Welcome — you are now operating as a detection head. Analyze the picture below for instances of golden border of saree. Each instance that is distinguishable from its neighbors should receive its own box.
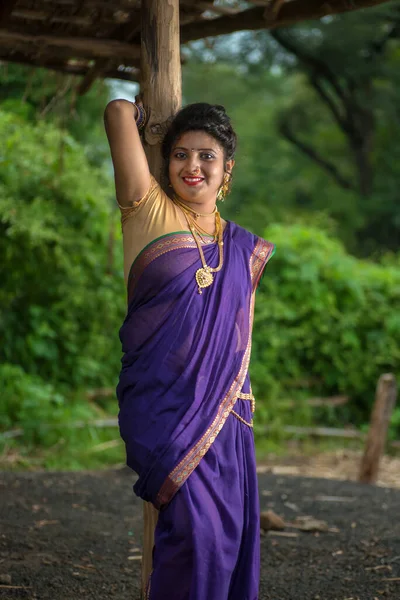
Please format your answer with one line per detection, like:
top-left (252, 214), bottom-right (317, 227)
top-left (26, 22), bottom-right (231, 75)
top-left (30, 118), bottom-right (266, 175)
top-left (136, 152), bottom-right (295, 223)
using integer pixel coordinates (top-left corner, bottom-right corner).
top-left (128, 233), bottom-right (215, 297)
top-left (251, 238), bottom-right (275, 291)
top-left (154, 238), bottom-right (274, 509)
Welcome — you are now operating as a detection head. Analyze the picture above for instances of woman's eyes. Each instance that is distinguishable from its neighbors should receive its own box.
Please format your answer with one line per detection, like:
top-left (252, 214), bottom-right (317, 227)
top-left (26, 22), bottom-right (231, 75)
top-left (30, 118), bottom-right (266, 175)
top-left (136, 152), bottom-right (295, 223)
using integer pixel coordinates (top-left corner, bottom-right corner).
top-left (173, 152), bottom-right (215, 160)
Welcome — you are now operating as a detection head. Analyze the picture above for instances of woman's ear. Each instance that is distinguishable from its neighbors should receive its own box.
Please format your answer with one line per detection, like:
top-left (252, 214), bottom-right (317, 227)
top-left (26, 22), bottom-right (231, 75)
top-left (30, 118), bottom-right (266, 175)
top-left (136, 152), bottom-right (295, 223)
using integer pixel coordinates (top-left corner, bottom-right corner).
top-left (226, 159), bottom-right (235, 175)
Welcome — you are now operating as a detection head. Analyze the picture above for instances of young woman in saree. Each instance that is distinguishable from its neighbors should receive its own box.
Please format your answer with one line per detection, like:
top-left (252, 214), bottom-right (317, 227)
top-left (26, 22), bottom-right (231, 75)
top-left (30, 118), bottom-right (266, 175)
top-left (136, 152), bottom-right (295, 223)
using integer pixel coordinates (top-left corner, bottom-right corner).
top-left (104, 100), bottom-right (275, 600)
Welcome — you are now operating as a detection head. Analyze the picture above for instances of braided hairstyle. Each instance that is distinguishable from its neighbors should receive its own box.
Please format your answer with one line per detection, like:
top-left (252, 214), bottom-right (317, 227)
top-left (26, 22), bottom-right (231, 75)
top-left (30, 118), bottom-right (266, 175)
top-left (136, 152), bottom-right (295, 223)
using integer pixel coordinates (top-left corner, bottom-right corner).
top-left (162, 103), bottom-right (237, 179)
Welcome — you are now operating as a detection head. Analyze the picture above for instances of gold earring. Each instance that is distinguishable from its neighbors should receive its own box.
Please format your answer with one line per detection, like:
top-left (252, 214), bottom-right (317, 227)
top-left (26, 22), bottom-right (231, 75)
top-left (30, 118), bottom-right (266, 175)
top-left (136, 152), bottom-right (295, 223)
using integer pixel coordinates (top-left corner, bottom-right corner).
top-left (217, 173), bottom-right (232, 202)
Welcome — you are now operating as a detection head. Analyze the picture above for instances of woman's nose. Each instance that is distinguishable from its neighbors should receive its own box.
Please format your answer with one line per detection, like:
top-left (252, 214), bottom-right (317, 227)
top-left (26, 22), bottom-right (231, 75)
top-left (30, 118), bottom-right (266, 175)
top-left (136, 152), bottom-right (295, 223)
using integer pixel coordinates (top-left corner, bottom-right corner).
top-left (187, 155), bottom-right (200, 173)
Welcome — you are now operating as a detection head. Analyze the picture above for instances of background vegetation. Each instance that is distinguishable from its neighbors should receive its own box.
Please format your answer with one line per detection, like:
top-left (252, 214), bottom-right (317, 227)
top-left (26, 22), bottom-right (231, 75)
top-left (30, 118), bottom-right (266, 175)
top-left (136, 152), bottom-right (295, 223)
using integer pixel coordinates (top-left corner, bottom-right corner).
top-left (1, 4), bottom-right (399, 469)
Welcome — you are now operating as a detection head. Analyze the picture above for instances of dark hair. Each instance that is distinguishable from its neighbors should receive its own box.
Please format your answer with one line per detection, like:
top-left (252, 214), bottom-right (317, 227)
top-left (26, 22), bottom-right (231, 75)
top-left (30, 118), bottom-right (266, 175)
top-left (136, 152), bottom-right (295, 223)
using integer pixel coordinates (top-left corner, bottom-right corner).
top-left (161, 103), bottom-right (237, 176)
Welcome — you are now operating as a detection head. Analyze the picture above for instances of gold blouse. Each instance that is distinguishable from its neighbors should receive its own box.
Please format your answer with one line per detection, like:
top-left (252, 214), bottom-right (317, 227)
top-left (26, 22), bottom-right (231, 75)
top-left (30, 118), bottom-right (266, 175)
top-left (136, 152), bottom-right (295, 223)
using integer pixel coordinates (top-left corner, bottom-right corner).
top-left (119, 177), bottom-right (187, 283)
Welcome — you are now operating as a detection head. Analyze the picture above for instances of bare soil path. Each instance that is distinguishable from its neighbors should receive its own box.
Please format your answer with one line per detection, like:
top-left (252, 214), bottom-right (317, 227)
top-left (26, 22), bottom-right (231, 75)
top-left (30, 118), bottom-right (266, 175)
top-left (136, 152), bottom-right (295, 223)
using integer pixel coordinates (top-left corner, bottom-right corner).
top-left (0, 468), bottom-right (399, 600)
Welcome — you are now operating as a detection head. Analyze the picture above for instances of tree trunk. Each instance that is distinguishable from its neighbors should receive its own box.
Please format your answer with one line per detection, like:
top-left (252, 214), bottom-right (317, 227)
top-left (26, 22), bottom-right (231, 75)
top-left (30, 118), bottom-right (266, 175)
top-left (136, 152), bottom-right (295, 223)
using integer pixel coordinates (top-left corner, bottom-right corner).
top-left (139, 1), bottom-right (182, 597)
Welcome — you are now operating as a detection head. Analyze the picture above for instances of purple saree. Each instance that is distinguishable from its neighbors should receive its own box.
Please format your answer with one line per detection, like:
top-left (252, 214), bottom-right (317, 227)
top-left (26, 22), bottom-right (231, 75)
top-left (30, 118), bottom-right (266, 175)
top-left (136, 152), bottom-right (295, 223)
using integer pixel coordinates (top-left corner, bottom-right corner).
top-left (117, 221), bottom-right (274, 600)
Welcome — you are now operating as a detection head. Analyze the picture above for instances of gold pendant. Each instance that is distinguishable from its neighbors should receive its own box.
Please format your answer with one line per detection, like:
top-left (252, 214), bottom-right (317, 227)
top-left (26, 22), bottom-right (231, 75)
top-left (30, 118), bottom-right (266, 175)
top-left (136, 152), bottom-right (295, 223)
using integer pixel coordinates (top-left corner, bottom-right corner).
top-left (195, 267), bottom-right (213, 294)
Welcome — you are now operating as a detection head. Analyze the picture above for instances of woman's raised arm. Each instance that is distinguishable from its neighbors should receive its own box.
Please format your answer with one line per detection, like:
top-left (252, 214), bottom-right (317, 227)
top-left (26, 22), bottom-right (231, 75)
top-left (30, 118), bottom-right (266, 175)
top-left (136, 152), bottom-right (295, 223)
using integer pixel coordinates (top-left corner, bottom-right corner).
top-left (104, 99), bottom-right (151, 208)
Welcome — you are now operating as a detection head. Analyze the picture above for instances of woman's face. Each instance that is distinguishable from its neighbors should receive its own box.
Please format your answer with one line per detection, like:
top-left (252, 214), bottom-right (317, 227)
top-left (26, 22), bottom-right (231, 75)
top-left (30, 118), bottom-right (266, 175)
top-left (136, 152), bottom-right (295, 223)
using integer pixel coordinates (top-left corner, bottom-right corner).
top-left (169, 130), bottom-right (233, 205)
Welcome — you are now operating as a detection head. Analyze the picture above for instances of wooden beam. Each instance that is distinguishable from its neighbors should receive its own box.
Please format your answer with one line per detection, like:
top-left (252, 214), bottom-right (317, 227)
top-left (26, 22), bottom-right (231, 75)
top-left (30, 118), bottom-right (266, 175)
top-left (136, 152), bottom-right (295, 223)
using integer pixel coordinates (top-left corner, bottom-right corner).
top-left (0, 54), bottom-right (139, 82)
top-left (77, 23), bottom-right (141, 95)
top-left (185, 1), bottom-right (242, 16)
top-left (11, 9), bottom-right (94, 27)
top-left (11, 7), bottom-right (138, 26)
top-left (104, 66), bottom-right (139, 82)
top-left (180, 0), bottom-right (392, 43)
top-left (359, 373), bottom-right (397, 484)
top-left (0, 29), bottom-right (141, 61)
top-left (77, 58), bottom-right (115, 95)
top-left (0, 0), bottom-right (17, 25)
top-left (139, 2), bottom-right (182, 594)
top-left (78, 57), bottom-right (141, 93)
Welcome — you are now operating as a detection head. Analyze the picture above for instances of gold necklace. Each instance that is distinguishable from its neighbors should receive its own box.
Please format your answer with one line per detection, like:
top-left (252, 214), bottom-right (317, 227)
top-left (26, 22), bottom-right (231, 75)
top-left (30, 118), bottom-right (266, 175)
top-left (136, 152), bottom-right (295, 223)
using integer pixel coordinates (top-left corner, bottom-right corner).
top-left (173, 196), bottom-right (217, 220)
top-left (188, 214), bottom-right (219, 243)
top-left (183, 209), bottom-right (224, 294)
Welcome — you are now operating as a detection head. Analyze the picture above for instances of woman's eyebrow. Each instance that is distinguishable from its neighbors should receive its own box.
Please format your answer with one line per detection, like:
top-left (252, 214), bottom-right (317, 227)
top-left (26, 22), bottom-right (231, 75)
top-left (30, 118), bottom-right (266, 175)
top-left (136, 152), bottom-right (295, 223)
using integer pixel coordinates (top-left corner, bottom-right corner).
top-left (173, 146), bottom-right (218, 152)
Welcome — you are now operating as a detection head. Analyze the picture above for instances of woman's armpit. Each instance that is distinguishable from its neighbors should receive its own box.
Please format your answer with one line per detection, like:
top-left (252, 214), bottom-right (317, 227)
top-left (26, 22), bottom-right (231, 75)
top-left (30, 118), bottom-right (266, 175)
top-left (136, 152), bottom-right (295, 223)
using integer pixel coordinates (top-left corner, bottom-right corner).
top-left (119, 176), bottom-right (161, 225)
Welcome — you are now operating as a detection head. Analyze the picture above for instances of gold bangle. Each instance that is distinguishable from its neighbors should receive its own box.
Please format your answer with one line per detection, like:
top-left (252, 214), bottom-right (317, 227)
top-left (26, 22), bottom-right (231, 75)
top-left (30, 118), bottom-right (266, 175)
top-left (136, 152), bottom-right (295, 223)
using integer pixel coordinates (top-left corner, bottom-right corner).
top-left (133, 102), bottom-right (146, 130)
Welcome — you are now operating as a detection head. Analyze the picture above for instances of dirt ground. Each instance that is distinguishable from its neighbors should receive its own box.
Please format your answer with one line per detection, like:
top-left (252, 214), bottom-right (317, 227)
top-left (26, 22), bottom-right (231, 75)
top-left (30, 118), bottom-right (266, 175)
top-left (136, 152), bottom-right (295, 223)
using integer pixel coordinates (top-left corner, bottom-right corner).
top-left (1, 455), bottom-right (400, 600)
top-left (257, 449), bottom-right (400, 490)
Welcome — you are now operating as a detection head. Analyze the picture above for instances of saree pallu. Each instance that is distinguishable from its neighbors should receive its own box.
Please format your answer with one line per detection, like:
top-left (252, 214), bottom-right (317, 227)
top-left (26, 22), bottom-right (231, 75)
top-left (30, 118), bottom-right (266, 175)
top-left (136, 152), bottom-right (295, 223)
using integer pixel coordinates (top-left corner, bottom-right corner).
top-left (117, 221), bottom-right (274, 599)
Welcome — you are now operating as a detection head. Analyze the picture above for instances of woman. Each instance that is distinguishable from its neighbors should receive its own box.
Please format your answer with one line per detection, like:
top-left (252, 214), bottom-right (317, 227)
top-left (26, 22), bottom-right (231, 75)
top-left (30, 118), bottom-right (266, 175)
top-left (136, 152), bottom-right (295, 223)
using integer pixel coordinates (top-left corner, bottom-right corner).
top-left (104, 100), bottom-right (274, 600)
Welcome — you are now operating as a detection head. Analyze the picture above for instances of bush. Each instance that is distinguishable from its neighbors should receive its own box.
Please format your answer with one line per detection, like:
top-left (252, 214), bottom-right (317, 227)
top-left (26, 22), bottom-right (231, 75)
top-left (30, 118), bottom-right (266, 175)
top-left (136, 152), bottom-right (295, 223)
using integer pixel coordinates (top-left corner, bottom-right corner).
top-left (0, 110), bottom-right (125, 394)
top-left (0, 363), bottom-right (64, 430)
top-left (252, 223), bottom-right (400, 433)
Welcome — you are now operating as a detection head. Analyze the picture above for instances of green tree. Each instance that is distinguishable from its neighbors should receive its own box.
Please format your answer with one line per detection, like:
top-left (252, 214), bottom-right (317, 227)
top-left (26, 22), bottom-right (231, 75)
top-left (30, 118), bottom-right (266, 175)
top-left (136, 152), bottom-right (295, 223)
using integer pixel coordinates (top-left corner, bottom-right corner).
top-left (183, 3), bottom-right (400, 256)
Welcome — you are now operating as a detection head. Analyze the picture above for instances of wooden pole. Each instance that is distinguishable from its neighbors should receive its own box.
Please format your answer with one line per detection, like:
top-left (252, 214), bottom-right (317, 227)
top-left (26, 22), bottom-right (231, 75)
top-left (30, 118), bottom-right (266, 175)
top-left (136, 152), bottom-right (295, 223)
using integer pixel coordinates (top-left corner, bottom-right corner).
top-left (359, 373), bottom-right (397, 484)
top-left (140, 0), bottom-right (182, 184)
top-left (139, 1), bottom-right (182, 596)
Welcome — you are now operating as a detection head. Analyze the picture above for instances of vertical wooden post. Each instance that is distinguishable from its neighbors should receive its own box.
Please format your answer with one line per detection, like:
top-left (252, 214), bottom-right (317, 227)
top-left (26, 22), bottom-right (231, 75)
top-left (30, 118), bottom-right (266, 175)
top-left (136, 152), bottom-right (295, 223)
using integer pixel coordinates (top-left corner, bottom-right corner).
top-left (141, 0), bottom-right (182, 183)
top-left (359, 373), bottom-right (397, 484)
top-left (140, 1), bottom-right (182, 596)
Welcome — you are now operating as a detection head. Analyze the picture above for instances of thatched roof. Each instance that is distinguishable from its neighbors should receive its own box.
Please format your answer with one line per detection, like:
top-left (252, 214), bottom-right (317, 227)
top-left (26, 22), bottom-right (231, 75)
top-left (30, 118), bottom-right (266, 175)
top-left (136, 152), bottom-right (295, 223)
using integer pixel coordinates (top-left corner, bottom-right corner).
top-left (0, 0), bottom-right (390, 93)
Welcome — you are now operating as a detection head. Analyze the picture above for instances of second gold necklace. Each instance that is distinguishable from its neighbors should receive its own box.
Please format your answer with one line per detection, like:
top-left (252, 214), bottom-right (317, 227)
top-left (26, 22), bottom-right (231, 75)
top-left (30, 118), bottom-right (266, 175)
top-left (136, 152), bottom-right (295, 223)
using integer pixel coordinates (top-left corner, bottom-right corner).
top-left (175, 201), bottom-right (224, 294)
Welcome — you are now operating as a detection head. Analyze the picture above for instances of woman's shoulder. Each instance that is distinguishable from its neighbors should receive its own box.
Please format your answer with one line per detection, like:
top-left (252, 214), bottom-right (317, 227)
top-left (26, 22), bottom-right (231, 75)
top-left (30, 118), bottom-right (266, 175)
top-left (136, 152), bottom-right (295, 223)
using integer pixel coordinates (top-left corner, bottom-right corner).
top-left (228, 221), bottom-right (275, 290)
top-left (229, 220), bottom-right (275, 255)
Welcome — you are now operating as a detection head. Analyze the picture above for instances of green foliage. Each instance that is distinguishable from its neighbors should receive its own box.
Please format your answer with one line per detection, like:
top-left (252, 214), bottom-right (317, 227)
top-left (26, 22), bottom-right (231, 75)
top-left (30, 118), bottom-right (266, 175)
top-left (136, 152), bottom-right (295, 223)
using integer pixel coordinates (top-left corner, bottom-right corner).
top-left (183, 6), bottom-right (400, 257)
top-left (0, 109), bottom-right (125, 393)
top-left (0, 363), bottom-right (65, 433)
top-left (0, 63), bottom-right (111, 165)
top-left (251, 224), bottom-right (400, 435)
top-left (0, 362), bottom-right (125, 469)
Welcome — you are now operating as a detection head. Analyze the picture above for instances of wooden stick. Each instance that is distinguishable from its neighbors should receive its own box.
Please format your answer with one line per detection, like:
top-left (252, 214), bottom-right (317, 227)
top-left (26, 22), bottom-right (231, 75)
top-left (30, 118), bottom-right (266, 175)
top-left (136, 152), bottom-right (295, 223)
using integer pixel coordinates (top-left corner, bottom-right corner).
top-left (0, 585), bottom-right (31, 589)
top-left (0, 422), bottom-right (378, 441)
top-left (259, 425), bottom-right (365, 439)
top-left (281, 395), bottom-right (349, 408)
top-left (2, 418), bottom-right (398, 449)
top-left (0, 29), bottom-right (141, 60)
top-left (86, 387), bottom-right (116, 400)
top-left (359, 373), bottom-right (397, 484)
